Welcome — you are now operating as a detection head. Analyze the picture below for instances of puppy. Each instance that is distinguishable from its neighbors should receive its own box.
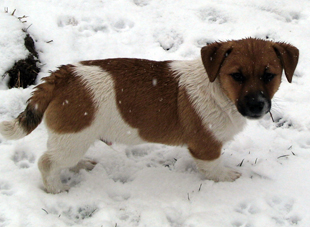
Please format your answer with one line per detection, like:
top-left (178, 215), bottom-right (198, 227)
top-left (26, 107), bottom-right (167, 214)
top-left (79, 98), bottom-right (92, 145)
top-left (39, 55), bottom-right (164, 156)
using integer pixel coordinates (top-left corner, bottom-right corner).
top-left (0, 38), bottom-right (299, 193)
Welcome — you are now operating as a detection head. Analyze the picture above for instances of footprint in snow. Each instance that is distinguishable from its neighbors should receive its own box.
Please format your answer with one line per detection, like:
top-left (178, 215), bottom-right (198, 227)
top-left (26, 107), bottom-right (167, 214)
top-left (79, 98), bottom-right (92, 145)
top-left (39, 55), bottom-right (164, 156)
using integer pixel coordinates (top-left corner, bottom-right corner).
top-left (155, 29), bottom-right (183, 52)
top-left (267, 196), bottom-right (294, 214)
top-left (133, 0), bottom-right (151, 7)
top-left (108, 190), bottom-right (131, 202)
top-left (57, 15), bottom-right (79, 27)
top-left (44, 204), bottom-right (98, 224)
top-left (198, 7), bottom-right (228, 24)
top-left (260, 8), bottom-right (301, 23)
top-left (111, 19), bottom-right (134, 32)
top-left (63, 205), bottom-right (98, 221)
top-left (11, 149), bottom-right (35, 169)
top-left (0, 215), bottom-right (7, 227)
top-left (267, 196), bottom-right (301, 225)
top-left (57, 15), bottom-right (109, 34)
top-left (233, 197), bottom-right (301, 226)
top-left (231, 220), bottom-right (252, 227)
top-left (235, 202), bottom-right (261, 215)
top-left (0, 181), bottom-right (14, 196)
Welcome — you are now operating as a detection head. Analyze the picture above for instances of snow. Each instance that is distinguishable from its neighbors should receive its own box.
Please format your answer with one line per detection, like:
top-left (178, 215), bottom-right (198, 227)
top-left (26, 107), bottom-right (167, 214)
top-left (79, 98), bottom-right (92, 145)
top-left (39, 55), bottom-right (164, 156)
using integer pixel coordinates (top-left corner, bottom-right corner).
top-left (0, 12), bottom-right (28, 83)
top-left (0, 0), bottom-right (310, 226)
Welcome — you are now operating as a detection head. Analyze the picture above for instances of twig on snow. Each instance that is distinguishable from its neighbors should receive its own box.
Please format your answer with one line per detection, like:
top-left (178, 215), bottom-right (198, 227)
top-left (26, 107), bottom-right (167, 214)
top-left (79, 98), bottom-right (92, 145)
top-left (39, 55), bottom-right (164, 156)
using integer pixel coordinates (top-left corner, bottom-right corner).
top-left (277, 155), bottom-right (290, 159)
top-left (42, 208), bottom-right (49, 214)
top-left (237, 159), bottom-right (244, 167)
top-left (198, 183), bottom-right (202, 192)
top-left (269, 112), bottom-right (275, 122)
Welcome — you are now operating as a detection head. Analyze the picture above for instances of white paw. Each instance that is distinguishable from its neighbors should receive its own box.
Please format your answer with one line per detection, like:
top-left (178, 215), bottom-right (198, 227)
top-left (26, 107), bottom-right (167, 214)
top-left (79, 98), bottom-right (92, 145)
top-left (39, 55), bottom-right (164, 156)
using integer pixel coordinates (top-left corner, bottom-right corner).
top-left (205, 167), bottom-right (241, 182)
top-left (44, 178), bottom-right (70, 194)
top-left (69, 159), bottom-right (97, 173)
top-left (195, 158), bottom-right (241, 182)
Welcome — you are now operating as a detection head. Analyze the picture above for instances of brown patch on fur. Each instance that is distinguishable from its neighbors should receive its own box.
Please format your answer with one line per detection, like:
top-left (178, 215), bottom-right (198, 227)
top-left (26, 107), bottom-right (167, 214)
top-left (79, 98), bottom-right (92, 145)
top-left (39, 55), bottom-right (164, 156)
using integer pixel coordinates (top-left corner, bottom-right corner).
top-left (273, 42), bottom-right (299, 83)
top-left (178, 88), bottom-right (222, 160)
top-left (44, 65), bottom-right (96, 133)
top-left (201, 41), bottom-right (234, 82)
top-left (81, 59), bottom-right (222, 160)
top-left (17, 65), bottom-right (96, 135)
top-left (82, 59), bottom-right (184, 144)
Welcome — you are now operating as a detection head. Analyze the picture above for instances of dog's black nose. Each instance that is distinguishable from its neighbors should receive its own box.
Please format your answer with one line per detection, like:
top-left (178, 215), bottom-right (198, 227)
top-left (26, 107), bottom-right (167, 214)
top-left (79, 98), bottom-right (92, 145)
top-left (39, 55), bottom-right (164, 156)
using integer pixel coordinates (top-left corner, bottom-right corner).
top-left (247, 97), bottom-right (265, 115)
top-left (237, 93), bottom-right (271, 119)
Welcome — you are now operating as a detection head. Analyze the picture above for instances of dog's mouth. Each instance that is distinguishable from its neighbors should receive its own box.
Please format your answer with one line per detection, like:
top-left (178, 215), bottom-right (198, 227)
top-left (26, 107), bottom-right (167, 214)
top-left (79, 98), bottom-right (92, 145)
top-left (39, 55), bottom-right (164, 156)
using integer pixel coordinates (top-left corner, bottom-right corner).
top-left (237, 93), bottom-right (271, 120)
top-left (242, 111), bottom-right (269, 120)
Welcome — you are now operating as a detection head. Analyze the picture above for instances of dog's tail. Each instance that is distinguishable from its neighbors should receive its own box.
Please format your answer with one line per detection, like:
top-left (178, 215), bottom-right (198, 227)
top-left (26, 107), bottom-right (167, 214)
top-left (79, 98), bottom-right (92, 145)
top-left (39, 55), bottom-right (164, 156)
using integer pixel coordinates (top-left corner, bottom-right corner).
top-left (0, 65), bottom-right (70, 140)
top-left (0, 78), bottom-right (54, 140)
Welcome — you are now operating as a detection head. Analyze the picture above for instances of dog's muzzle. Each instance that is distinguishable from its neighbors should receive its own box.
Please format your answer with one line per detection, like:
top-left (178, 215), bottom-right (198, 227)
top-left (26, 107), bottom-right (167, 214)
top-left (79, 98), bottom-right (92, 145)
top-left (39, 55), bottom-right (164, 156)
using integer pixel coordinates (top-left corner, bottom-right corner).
top-left (237, 92), bottom-right (271, 119)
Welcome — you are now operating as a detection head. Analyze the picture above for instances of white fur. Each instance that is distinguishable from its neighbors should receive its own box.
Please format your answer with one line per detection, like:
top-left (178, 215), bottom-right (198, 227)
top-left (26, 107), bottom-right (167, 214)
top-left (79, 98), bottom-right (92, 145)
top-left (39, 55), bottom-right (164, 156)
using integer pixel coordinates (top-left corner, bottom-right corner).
top-left (38, 124), bottom-right (102, 193)
top-left (73, 64), bottom-right (145, 145)
top-left (194, 158), bottom-right (241, 182)
top-left (0, 119), bottom-right (27, 140)
top-left (170, 59), bottom-right (246, 143)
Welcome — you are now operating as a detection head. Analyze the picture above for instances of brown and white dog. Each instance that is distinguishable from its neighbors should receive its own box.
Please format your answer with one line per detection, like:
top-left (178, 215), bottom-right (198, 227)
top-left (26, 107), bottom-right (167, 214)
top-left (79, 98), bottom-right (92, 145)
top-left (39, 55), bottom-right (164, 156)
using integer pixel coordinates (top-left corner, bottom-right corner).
top-left (0, 38), bottom-right (299, 193)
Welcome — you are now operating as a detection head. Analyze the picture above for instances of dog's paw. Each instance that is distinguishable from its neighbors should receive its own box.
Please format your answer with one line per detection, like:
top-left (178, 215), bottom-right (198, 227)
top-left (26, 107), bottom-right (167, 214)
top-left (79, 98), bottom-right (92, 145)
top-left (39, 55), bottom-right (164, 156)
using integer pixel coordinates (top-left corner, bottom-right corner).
top-left (69, 159), bottom-right (97, 173)
top-left (48, 185), bottom-right (70, 194)
top-left (215, 168), bottom-right (241, 182)
top-left (195, 158), bottom-right (241, 182)
top-left (44, 179), bottom-right (71, 194)
top-left (200, 167), bottom-right (241, 182)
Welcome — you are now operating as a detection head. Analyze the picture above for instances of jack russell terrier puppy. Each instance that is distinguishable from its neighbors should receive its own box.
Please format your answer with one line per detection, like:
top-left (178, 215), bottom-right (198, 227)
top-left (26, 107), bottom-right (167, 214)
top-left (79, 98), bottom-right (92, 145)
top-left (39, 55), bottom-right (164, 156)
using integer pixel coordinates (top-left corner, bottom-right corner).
top-left (0, 38), bottom-right (299, 193)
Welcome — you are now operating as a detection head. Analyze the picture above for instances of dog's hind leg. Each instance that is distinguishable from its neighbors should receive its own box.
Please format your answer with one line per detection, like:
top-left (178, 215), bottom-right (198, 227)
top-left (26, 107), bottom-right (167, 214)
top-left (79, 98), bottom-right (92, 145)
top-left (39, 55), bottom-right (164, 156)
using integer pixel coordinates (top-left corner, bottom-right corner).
top-left (69, 159), bottom-right (97, 173)
top-left (38, 131), bottom-right (96, 194)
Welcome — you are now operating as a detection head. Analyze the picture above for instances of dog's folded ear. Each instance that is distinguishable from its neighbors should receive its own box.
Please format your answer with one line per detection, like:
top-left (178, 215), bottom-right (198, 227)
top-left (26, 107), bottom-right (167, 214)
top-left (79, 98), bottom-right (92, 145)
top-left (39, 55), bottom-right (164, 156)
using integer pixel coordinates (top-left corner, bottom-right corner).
top-left (201, 41), bottom-right (233, 82)
top-left (273, 42), bottom-right (299, 83)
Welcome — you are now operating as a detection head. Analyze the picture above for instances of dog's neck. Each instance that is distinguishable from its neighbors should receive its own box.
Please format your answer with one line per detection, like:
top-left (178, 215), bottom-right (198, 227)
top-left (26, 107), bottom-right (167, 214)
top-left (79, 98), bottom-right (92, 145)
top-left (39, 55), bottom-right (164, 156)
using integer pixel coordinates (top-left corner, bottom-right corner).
top-left (170, 58), bottom-right (246, 143)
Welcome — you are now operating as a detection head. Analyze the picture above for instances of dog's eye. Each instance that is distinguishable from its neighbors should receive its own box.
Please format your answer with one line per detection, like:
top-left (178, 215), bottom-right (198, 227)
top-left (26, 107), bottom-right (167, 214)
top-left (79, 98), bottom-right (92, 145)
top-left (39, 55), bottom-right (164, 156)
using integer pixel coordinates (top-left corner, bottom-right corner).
top-left (262, 73), bottom-right (276, 83)
top-left (230, 73), bottom-right (245, 83)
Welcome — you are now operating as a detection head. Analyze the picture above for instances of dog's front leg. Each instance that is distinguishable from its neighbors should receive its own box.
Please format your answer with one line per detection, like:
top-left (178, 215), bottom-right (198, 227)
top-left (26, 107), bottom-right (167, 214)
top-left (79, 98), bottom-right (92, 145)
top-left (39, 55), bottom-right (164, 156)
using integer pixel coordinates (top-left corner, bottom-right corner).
top-left (189, 146), bottom-right (241, 182)
top-left (194, 157), bottom-right (241, 182)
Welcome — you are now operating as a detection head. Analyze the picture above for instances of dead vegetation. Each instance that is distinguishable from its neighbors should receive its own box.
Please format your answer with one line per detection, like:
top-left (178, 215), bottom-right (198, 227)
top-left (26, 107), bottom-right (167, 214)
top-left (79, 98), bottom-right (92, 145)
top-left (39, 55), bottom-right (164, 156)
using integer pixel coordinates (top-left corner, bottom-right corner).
top-left (3, 8), bottom-right (40, 88)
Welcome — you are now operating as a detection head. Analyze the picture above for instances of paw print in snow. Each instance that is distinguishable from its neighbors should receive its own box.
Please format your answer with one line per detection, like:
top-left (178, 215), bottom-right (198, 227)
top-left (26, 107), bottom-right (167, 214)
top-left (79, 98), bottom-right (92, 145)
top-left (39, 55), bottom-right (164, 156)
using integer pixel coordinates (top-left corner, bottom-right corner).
top-left (0, 181), bottom-right (14, 196)
top-left (198, 7), bottom-right (228, 24)
top-left (155, 29), bottom-right (183, 52)
top-left (133, 0), bottom-right (151, 7)
top-left (231, 221), bottom-right (252, 227)
top-left (12, 149), bottom-right (35, 169)
top-left (233, 197), bottom-right (302, 226)
top-left (235, 202), bottom-right (261, 215)
top-left (260, 8), bottom-right (301, 23)
top-left (57, 15), bottom-right (109, 34)
top-left (111, 18), bottom-right (134, 32)
top-left (267, 196), bottom-right (301, 225)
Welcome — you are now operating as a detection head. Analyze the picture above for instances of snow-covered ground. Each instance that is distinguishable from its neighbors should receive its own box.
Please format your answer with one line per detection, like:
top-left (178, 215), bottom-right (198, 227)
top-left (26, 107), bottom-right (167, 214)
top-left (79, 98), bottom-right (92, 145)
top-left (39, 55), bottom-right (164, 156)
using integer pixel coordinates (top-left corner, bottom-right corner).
top-left (0, 0), bottom-right (310, 226)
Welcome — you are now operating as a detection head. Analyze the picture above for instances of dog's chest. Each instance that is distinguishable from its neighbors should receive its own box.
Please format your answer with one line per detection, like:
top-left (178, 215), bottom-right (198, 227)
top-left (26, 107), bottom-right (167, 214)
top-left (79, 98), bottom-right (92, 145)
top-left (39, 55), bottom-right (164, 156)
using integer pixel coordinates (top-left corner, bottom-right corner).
top-left (208, 105), bottom-right (246, 143)
top-left (172, 60), bottom-right (247, 143)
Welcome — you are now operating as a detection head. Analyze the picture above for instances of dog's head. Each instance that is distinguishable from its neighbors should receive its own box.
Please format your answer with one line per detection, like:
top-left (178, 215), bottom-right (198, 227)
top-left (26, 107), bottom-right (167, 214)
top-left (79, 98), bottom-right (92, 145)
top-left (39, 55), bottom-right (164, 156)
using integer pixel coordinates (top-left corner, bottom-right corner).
top-left (201, 38), bottom-right (299, 119)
